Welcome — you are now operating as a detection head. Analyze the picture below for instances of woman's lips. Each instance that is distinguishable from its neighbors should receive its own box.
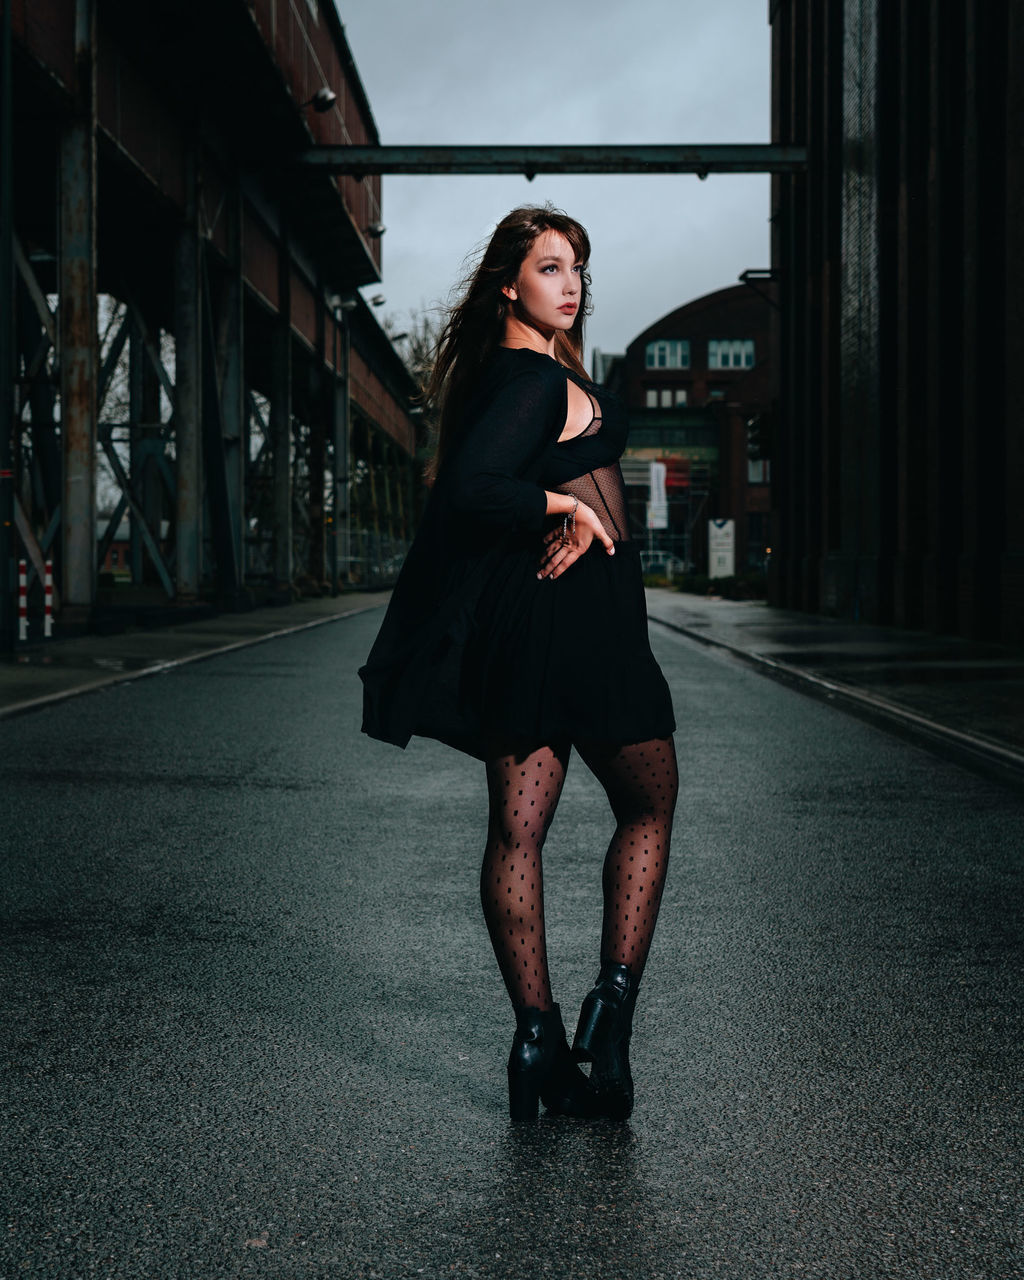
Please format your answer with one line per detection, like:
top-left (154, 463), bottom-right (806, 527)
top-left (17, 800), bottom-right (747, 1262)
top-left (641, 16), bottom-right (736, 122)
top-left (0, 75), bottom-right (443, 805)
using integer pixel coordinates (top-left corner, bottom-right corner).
top-left (558, 304), bottom-right (578, 313)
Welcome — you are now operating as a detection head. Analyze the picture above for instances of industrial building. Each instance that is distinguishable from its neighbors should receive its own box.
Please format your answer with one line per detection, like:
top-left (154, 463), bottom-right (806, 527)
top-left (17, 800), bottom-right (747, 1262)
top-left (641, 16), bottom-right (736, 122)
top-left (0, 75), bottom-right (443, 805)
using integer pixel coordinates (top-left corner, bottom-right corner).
top-left (597, 282), bottom-right (777, 575)
top-left (1, 0), bottom-right (419, 642)
top-left (770, 0), bottom-right (1023, 642)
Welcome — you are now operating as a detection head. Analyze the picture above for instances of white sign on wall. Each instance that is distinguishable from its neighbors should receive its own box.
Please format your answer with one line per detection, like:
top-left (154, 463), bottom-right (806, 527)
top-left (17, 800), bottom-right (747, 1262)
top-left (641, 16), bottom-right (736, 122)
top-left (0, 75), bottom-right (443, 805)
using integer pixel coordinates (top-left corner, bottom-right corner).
top-left (708, 518), bottom-right (735, 578)
top-left (647, 461), bottom-right (668, 530)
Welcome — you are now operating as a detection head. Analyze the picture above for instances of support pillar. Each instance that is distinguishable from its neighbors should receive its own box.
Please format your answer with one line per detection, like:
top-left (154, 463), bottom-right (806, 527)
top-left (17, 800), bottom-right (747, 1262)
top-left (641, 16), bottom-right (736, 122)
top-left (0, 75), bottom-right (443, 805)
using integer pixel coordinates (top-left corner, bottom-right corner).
top-left (127, 316), bottom-right (162, 585)
top-left (330, 305), bottom-right (352, 589)
top-left (128, 315), bottom-right (145, 583)
top-left (175, 146), bottom-right (202, 599)
top-left (1001, 0), bottom-right (1024, 642)
top-left (218, 183), bottom-right (245, 592)
top-left (271, 234), bottom-right (292, 594)
top-left (58, 0), bottom-right (98, 624)
top-left (308, 291), bottom-right (326, 588)
top-left (0, 0), bottom-right (15, 648)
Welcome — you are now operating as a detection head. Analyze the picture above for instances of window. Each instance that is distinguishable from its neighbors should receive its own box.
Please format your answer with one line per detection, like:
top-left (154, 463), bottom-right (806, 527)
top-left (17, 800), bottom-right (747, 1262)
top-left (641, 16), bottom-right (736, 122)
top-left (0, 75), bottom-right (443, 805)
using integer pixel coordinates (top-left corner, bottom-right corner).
top-left (645, 388), bottom-right (658, 408)
top-left (747, 458), bottom-right (771, 485)
top-left (645, 339), bottom-right (690, 370)
top-left (747, 513), bottom-right (770, 567)
top-left (708, 339), bottom-right (755, 370)
top-left (708, 388), bottom-right (725, 400)
top-left (675, 389), bottom-right (688, 406)
top-left (660, 389), bottom-right (673, 408)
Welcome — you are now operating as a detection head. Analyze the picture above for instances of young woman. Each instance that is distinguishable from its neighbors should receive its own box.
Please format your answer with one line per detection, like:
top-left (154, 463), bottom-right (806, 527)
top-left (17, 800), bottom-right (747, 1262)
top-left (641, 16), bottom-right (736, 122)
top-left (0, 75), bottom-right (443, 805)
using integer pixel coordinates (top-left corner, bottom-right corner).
top-left (360, 206), bottom-right (677, 1121)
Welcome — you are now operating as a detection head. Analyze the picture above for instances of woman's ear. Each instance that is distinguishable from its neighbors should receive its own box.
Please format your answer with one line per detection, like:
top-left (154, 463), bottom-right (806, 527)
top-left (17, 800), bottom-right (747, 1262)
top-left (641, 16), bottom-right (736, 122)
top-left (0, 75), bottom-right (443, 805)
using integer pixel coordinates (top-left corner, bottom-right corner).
top-left (502, 284), bottom-right (517, 302)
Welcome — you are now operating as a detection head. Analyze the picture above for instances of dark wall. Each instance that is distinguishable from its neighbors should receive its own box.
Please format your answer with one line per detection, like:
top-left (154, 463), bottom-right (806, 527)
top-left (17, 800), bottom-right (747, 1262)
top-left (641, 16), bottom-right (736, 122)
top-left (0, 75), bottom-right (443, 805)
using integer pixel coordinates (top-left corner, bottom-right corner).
top-left (771, 0), bottom-right (1024, 643)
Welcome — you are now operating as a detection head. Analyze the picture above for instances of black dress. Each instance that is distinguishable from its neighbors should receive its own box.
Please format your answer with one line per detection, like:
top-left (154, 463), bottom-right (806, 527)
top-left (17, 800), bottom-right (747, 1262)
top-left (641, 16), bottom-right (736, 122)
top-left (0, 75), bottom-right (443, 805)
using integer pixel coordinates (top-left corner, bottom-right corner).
top-left (359, 347), bottom-right (675, 760)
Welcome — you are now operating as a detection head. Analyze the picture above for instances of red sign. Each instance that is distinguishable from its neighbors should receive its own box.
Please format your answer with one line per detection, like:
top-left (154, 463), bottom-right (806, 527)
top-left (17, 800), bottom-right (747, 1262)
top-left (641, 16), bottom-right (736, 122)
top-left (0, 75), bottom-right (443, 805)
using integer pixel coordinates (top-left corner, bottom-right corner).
top-left (659, 457), bottom-right (690, 492)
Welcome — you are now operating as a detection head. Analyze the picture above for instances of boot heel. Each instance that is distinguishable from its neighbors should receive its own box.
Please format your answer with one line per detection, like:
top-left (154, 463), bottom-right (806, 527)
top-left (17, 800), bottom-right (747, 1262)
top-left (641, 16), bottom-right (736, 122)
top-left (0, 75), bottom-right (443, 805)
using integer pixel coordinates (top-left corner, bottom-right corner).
top-left (507, 1068), bottom-right (540, 1121)
top-left (573, 993), bottom-right (604, 1059)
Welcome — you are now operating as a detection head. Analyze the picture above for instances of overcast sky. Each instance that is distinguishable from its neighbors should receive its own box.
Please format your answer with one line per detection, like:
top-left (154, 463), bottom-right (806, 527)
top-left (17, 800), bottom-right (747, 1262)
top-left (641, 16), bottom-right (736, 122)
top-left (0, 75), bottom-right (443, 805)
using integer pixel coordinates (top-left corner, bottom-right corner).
top-left (338, 0), bottom-right (772, 368)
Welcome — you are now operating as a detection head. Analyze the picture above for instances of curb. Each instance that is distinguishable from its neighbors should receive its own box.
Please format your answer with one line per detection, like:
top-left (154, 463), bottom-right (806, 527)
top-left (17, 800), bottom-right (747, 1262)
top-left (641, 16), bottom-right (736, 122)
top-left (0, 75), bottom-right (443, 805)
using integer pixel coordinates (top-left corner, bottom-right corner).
top-left (0, 602), bottom-right (382, 721)
top-left (649, 612), bottom-right (1024, 793)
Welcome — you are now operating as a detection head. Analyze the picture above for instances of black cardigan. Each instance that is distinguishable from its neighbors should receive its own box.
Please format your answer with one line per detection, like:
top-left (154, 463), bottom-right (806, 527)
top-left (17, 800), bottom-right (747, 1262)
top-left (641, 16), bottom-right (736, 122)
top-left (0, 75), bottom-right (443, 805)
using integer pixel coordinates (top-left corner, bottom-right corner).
top-left (359, 348), bottom-right (570, 754)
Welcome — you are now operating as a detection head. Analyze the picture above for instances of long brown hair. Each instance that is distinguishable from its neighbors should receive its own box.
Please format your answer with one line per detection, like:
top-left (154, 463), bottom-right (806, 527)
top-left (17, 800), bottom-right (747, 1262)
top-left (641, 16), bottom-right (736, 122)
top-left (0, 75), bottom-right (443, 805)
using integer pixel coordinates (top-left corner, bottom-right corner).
top-left (423, 205), bottom-right (592, 482)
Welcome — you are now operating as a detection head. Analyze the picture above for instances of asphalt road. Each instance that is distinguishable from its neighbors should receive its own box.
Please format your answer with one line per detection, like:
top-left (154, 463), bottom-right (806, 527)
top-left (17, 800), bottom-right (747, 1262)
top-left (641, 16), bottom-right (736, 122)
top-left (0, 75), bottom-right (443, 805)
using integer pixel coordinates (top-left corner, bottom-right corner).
top-left (2, 609), bottom-right (1021, 1279)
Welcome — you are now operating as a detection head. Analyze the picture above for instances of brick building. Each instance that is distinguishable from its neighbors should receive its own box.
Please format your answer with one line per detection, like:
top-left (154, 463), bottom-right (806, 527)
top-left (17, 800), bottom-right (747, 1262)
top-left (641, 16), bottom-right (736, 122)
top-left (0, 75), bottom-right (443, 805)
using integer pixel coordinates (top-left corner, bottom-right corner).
top-left (596, 283), bottom-right (777, 574)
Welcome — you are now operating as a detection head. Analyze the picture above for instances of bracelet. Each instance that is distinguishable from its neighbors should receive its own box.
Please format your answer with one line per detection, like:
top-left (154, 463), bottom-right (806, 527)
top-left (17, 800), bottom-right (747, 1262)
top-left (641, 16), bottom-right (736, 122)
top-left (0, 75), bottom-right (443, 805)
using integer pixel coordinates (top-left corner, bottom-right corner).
top-left (561, 495), bottom-right (579, 544)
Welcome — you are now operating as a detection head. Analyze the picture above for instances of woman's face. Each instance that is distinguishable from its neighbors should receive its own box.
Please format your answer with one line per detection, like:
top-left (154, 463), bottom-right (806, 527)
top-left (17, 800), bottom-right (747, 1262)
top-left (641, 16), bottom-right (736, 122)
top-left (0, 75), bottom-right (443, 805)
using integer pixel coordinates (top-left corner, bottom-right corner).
top-left (504, 231), bottom-right (582, 335)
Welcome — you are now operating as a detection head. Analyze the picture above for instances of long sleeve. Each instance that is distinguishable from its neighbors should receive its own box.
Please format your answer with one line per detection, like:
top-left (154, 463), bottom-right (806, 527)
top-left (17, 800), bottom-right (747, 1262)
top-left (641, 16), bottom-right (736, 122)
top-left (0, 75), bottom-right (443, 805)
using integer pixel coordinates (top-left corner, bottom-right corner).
top-left (444, 362), bottom-right (566, 533)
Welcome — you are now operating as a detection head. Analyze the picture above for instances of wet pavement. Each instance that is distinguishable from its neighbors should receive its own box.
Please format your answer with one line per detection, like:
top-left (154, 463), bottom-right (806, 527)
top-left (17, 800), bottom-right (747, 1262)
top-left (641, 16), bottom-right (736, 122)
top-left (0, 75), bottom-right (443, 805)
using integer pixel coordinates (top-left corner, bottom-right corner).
top-left (644, 591), bottom-right (1024, 792)
top-left (0, 592), bottom-right (390, 717)
top-left (2, 596), bottom-right (1023, 1278)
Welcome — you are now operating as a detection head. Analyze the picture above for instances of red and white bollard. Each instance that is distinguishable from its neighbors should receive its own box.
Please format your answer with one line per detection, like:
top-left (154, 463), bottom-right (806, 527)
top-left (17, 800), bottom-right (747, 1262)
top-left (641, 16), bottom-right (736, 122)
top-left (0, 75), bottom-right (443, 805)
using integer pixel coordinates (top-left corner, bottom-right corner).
top-left (44, 559), bottom-right (53, 638)
top-left (18, 559), bottom-right (28, 642)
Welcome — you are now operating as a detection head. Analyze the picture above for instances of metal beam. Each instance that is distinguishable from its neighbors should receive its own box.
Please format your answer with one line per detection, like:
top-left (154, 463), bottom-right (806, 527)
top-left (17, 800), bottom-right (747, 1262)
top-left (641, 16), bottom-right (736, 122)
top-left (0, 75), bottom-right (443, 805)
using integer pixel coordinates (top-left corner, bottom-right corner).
top-left (296, 144), bottom-right (808, 178)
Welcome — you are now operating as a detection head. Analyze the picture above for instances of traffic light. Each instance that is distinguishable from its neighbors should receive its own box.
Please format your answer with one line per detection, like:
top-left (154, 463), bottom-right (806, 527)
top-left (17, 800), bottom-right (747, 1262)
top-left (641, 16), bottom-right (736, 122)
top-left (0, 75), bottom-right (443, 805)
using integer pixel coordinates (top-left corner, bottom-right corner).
top-left (746, 409), bottom-right (775, 461)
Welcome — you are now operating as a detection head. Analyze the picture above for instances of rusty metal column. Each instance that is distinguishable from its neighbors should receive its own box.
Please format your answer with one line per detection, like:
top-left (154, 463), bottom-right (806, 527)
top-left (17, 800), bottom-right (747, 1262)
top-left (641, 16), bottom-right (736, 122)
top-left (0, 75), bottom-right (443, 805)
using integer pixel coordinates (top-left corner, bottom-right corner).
top-left (328, 302), bottom-right (353, 591)
top-left (219, 182), bottom-right (245, 592)
top-left (58, 0), bottom-right (98, 624)
top-left (174, 145), bottom-right (202, 599)
top-left (308, 294), bottom-right (327, 588)
top-left (128, 317), bottom-right (144, 583)
top-left (270, 231), bottom-right (292, 594)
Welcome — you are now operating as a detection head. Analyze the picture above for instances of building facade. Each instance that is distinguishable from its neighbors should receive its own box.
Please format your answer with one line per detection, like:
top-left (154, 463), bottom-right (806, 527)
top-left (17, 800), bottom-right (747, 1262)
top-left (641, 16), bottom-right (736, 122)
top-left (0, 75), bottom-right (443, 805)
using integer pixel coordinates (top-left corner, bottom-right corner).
top-left (771, 0), bottom-right (1024, 642)
top-left (597, 283), bottom-right (777, 574)
top-left (3, 0), bottom-right (417, 641)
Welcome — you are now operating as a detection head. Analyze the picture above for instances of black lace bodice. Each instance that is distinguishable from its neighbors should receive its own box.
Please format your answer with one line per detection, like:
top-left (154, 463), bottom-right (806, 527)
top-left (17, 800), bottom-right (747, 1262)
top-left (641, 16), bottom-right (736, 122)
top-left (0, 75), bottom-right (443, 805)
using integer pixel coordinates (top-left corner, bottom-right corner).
top-left (543, 372), bottom-right (631, 542)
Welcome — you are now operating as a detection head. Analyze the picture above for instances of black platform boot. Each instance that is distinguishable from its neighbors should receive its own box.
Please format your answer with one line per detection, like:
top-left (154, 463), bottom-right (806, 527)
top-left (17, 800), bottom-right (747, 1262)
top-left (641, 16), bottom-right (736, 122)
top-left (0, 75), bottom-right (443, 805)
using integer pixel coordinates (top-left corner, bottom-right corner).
top-left (572, 961), bottom-right (640, 1120)
top-left (507, 1004), bottom-right (601, 1121)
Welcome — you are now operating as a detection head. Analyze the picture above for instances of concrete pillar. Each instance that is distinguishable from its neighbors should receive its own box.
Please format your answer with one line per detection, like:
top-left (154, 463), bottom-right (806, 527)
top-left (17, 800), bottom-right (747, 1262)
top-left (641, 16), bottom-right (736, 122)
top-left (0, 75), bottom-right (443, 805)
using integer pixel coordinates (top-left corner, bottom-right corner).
top-left (58, 0), bottom-right (98, 622)
top-left (175, 146), bottom-right (202, 599)
top-left (271, 238), bottom-right (292, 592)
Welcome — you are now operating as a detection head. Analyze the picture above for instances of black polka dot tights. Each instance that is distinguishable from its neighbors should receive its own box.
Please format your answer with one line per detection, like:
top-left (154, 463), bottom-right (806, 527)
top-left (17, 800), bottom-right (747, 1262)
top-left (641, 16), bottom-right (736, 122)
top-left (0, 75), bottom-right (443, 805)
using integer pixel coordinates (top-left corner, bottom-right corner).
top-left (480, 738), bottom-right (678, 1011)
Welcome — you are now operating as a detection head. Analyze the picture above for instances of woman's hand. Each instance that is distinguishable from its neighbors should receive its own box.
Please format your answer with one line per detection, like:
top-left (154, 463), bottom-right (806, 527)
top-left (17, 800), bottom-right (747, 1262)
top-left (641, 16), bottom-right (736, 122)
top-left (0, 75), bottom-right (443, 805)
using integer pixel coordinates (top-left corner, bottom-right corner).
top-left (537, 501), bottom-right (615, 580)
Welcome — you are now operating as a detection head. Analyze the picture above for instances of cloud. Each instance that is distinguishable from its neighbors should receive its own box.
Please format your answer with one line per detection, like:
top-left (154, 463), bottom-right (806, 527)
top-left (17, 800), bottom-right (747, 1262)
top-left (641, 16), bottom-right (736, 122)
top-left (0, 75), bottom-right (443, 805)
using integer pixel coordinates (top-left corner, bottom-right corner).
top-left (339, 0), bottom-right (771, 362)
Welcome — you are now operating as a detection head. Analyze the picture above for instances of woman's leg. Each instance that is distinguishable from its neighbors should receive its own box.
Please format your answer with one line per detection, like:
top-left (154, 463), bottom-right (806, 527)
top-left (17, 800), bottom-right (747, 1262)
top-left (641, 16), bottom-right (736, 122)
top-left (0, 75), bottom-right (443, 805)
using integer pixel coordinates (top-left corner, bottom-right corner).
top-left (570, 736), bottom-right (678, 1118)
top-left (577, 736), bottom-right (678, 978)
top-left (480, 740), bottom-right (571, 1011)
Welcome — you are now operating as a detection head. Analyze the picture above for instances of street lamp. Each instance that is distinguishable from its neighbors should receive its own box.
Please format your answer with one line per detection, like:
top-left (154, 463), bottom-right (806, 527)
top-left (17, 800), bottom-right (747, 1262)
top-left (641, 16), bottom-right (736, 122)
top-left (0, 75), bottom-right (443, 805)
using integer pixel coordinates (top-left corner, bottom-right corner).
top-left (302, 87), bottom-right (337, 113)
